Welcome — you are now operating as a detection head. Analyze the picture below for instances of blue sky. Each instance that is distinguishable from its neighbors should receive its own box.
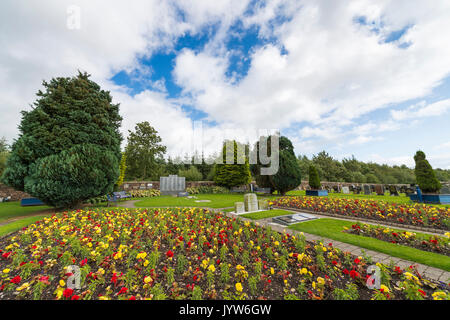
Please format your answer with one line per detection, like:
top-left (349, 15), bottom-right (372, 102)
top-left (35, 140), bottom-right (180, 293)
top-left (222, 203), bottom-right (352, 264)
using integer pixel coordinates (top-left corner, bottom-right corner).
top-left (1, 0), bottom-right (450, 169)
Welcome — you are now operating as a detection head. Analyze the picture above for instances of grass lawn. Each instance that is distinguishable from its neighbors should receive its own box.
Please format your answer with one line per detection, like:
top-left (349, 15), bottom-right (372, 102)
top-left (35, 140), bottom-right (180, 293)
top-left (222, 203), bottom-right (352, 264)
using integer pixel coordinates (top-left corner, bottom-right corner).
top-left (289, 218), bottom-right (450, 271)
top-left (241, 209), bottom-right (294, 220)
top-left (0, 201), bottom-right (52, 223)
top-left (134, 193), bottom-right (277, 209)
top-left (0, 214), bottom-right (51, 236)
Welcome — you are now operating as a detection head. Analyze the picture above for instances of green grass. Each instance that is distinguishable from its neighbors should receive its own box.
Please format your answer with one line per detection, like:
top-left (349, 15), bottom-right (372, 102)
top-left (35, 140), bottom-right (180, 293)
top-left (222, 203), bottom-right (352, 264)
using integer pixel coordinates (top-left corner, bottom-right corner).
top-left (0, 201), bottom-right (52, 223)
top-left (134, 193), bottom-right (277, 209)
top-left (0, 214), bottom-right (51, 236)
top-left (289, 218), bottom-right (450, 271)
top-left (241, 209), bottom-right (294, 220)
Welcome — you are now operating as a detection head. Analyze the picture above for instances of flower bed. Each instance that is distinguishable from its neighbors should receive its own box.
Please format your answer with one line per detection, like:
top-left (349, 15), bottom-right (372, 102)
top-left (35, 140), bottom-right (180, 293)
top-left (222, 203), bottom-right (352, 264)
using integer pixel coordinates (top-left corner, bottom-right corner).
top-left (128, 189), bottom-right (160, 198)
top-left (0, 208), bottom-right (448, 300)
top-left (272, 196), bottom-right (450, 231)
top-left (344, 223), bottom-right (450, 256)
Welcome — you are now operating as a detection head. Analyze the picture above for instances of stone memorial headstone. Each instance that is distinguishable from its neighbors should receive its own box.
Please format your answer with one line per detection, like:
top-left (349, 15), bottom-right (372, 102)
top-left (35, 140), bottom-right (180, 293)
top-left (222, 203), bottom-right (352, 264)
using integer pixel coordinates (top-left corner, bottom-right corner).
top-left (388, 185), bottom-right (399, 196)
top-left (258, 199), bottom-right (268, 210)
top-left (363, 184), bottom-right (371, 195)
top-left (160, 175), bottom-right (186, 196)
top-left (342, 186), bottom-right (350, 194)
top-left (374, 185), bottom-right (385, 196)
top-left (244, 193), bottom-right (258, 212)
top-left (235, 202), bottom-right (245, 214)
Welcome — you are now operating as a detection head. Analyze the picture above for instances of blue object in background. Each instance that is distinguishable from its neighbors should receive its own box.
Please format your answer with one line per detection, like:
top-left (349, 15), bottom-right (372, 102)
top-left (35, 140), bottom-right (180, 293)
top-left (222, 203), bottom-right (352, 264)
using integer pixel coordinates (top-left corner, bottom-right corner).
top-left (20, 198), bottom-right (45, 206)
top-left (416, 186), bottom-right (423, 203)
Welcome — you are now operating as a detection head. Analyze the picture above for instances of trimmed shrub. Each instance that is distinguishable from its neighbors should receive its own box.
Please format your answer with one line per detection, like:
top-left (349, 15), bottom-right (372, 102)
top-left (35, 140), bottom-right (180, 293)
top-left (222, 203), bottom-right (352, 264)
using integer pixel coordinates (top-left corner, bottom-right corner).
top-left (308, 165), bottom-right (321, 190)
top-left (414, 150), bottom-right (441, 193)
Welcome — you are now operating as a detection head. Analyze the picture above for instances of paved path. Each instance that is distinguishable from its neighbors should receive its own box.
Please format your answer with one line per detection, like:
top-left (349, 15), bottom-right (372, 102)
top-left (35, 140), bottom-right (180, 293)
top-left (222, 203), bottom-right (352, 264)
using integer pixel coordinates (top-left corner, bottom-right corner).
top-left (226, 211), bottom-right (450, 284)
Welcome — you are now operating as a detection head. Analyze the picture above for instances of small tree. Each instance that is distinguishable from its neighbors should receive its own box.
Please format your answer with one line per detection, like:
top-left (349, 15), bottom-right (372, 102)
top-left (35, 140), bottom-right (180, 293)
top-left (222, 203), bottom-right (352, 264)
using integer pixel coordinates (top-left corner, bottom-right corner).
top-left (214, 140), bottom-right (251, 189)
top-left (115, 153), bottom-right (127, 190)
top-left (308, 165), bottom-right (321, 190)
top-left (251, 135), bottom-right (302, 195)
top-left (125, 122), bottom-right (167, 180)
top-left (414, 150), bottom-right (441, 193)
top-left (178, 166), bottom-right (203, 181)
top-left (1, 72), bottom-right (122, 208)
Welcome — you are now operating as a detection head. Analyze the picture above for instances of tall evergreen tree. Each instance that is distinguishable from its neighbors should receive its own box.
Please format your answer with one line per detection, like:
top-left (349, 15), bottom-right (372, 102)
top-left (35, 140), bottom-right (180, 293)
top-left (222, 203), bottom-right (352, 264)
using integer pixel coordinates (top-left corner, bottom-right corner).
top-left (252, 135), bottom-right (302, 195)
top-left (414, 150), bottom-right (441, 193)
top-left (308, 165), bottom-right (321, 189)
top-left (1, 72), bottom-right (122, 208)
top-left (214, 140), bottom-right (251, 189)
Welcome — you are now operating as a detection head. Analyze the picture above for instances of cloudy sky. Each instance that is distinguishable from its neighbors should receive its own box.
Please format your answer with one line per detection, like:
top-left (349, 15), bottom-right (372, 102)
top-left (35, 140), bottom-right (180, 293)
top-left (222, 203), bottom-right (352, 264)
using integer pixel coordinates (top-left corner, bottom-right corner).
top-left (1, 0), bottom-right (450, 168)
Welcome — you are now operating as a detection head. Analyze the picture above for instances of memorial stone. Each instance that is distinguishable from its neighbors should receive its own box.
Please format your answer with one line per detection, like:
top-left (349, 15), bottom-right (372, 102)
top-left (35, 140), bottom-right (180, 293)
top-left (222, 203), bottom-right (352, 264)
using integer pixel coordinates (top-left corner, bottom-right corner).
top-left (258, 199), bottom-right (268, 210)
top-left (342, 186), bottom-right (350, 194)
top-left (234, 202), bottom-right (245, 213)
top-left (244, 193), bottom-right (258, 212)
top-left (160, 175), bottom-right (186, 196)
top-left (363, 184), bottom-right (371, 195)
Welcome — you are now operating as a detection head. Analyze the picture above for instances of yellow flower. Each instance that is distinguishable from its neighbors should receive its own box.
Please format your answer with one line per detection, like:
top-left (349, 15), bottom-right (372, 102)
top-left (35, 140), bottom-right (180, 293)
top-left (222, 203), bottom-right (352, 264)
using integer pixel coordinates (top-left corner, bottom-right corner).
top-left (59, 280), bottom-right (65, 287)
top-left (317, 277), bottom-right (325, 285)
top-left (136, 252), bottom-right (147, 260)
top-left (274, 241), bottom-right (279, 246)
top-left (380, 285), bottom-right (390, 293)
top-left (2, 268), bottom-right (10, 274)
top-left (144, 276), bottom-right (153, 284)
top-left (208, 264), bottom-right (216, 273)
top-left (270, 267), bottom-right (275, 275)
top-left (235, 282), bottom-right (243, 292)
top-left (300, 268), bottom-right (308, 275)
top-left (432, 291), bottom-right (447, 300)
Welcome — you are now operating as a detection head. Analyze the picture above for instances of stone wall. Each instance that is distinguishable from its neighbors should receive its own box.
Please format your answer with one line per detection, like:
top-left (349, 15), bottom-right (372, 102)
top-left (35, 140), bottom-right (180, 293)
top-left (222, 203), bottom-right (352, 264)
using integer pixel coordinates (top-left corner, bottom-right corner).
top-left (0, 183), bottom-right (30, 201)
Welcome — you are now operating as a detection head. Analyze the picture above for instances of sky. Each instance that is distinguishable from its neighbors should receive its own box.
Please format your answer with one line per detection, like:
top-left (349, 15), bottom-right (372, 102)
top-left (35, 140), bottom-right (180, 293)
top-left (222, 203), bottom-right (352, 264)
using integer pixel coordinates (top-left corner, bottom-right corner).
top-left (1, 0), bottom-right (450, 169)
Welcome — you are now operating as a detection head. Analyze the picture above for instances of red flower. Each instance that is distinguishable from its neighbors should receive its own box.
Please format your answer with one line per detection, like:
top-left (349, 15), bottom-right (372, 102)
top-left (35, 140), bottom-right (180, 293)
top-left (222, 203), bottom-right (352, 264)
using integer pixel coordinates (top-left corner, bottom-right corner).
top-left (118, 287), bottom-right (128, 295)
top-left (80, 258), bottom-right (87, 267)
top-left (418, 289), bottom-right (426, 297)
top-left (332, 260), bottom-right (337, 265)
top-left (128, 296), bottom-right (136, 300)
top-left (354, 258), bottom-right (360, 264)
top-left (71, 295), bottom-right (80, 300)
top-left (350, 270), bottom-right (360, 279)
top-left (166, 250), bottom-right (174, 258)
top-left (10, 276), bottom-right (21, 284)
top-left (2, 252), bottom-right (12, 259)
top-left (63, 288), bottom-right (74, 298)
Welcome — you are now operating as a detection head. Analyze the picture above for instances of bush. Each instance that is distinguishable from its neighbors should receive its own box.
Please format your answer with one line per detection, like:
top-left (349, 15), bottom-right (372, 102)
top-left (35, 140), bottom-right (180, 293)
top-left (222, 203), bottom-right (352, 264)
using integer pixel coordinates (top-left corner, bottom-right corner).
top-left (186, 186), bottom-right (229, 194)
top-left (178, 166), bottom-right (203, 181)
top-left (414, 150), bottom-right (441, 193)
top-left (128, 189), bottom-right (160, 198)
top-left (252, 136), bottom-right (302, 195)
top-left (214, 140), bottom-right (251, 189)
top-left (308, 165), bottom-right (321, 189)
top-left (0, 72), bottom-right (122, 208)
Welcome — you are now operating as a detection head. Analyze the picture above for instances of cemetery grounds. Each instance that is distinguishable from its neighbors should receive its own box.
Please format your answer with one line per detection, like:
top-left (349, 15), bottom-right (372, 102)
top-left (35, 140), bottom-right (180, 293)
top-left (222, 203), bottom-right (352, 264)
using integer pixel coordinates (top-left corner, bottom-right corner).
top-left (0, 190), bottom-right (449, 300)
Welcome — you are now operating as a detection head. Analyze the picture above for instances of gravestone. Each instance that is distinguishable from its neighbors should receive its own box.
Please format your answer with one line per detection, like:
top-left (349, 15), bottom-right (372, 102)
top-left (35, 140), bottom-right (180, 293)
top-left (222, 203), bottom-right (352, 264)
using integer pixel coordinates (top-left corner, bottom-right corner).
top-left (388, 185), bottom-right (399, 196)
top-left (342, 186), bottom-right (350, 194)
top-left (160, 175), bottom-right (186, 196)
top-left (244, 193), bottom-right (258, 212)
top-left (374, 185), bottom-right (385, 196)
top-left (258, 199), bottom-right (268, 210)
top-left (235, 202), bottom-right (245, 214)
top-left (363, 184), bottom-right (371, 195)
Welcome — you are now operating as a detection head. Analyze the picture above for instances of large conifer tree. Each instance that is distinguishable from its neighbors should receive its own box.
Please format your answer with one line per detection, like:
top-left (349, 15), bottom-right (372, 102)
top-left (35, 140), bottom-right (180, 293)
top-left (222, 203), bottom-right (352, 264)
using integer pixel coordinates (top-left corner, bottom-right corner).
top-left (1, 72), bottom-right (122, 208)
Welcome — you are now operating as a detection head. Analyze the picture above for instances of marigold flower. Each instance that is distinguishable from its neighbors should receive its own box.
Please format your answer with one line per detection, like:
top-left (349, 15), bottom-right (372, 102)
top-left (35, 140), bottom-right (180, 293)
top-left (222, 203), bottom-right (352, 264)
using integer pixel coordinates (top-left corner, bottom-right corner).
top-left (235, 282), bottom-right (243, 292)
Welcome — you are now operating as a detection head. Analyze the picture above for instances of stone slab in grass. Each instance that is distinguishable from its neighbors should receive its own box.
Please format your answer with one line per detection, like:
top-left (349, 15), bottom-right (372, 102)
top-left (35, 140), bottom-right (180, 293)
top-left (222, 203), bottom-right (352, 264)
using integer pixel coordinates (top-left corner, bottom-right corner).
top-left (272, 212), bottom-right (319, 226)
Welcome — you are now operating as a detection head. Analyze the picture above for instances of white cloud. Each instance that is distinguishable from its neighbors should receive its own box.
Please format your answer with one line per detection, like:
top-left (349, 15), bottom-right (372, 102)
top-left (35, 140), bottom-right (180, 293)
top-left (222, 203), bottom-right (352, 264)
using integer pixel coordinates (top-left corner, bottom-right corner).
top-left (391, 99), bottom-right (450, 121)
